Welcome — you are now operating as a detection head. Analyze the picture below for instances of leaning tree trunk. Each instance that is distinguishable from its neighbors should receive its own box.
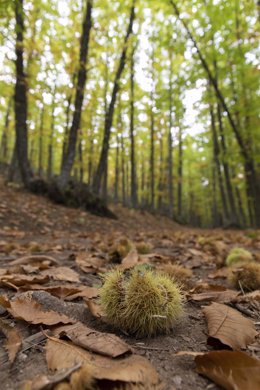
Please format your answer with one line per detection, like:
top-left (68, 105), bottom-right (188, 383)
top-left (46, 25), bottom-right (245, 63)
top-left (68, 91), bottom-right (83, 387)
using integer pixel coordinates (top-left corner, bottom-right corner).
top-left (170, 0), bottom-right (260, 227)
top-left (59, 0), bottom-right (93, 187)
top-left (14, 0), bottom-right (33, 187)
top-left (92, 0), bottom-right (136, 195)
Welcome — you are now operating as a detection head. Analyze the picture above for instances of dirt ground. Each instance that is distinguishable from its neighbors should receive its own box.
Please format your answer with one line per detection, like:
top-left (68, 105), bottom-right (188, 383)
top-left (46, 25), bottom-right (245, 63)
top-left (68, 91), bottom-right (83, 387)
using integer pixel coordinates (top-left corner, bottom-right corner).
top-left (0, 177), bottom-right (259, 390)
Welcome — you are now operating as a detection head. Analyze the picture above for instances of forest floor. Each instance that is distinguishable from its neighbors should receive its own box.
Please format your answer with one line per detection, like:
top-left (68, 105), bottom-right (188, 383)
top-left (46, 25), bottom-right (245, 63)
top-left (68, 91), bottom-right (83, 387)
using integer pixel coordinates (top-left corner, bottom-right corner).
top-left (0, 176), bottom-right (259, 390)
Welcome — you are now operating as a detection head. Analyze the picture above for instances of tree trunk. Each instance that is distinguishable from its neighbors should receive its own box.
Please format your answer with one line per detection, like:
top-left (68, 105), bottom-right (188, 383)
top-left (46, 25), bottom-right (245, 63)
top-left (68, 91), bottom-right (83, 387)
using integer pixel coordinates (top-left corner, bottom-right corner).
top-left (92, 0), bottom-right (136, 195)
top-left (62, 72), bottom-right (76, 169)
top-left (217, 103), bottom-right (239, 224)
top-left (121, 134), bottom-right (126, 206)
top-left (171, 0), bottom-right (260, 226)
top-left (59, 0), bottom-right (93, 187)
top-left (0, 96), bottom-right (12, 163)
top-left (114, 133), bottom-right (120, 202)
top-left (38, 105), bottom-right (44, 177)
top-left (177, 124), bottom-right (183, 218)
top-left (14, 0), bottom-right (33, 187)
top-left (167, 49), bottom-right (174, 218)
top-left (129, 43), bottom-right (138, 208)
top-left (47, 87), bottom-right (56, 180)
top-left (209, 99), bottom-right (229, 222)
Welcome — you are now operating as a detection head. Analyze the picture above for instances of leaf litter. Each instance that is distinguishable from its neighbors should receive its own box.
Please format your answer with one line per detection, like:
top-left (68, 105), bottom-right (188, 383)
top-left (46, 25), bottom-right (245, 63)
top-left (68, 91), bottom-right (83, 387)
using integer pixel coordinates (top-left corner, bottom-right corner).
top-left (0, 179), bottom-right (260, 389)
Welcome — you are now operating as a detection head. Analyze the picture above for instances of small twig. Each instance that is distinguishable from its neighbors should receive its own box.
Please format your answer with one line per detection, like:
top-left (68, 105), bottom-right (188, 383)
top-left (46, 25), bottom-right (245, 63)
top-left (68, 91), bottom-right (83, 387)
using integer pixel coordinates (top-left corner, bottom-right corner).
top-left (133, 344), bottom-right (170, 351)
top-left (238, 280), bottom-right (245, 295)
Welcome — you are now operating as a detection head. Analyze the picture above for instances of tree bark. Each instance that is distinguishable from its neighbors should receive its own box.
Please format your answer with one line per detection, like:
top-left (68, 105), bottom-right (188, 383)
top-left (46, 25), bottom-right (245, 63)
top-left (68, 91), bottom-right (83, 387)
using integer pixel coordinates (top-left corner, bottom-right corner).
top-left (0, 96), bottom-right (12, 162)
top-left (47, 86), bottom-right (56, 180)
top-left (129, 43), bottom-right (138, 207)
top-left (92, 0), bottom-right (136, 195)
top-left (14, 0), bottom-right (33, 187)
top-left (209, 99), bottom-right (229, 222)
top-left (59, 0), bottom-right (93, 187)
top-left (38, 105), bottom-right (44, 177)
top-left (167, 49), bottom-right (174, 218)
top-left (177, 123), bottom-right (183, 218)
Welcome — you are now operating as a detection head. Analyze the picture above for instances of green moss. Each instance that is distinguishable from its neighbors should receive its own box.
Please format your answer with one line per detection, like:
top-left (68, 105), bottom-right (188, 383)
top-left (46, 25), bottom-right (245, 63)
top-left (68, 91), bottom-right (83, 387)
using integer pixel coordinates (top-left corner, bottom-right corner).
top-left (99, 268), bottom-right (183, 337)
top-left (226, 247), bottom-right (253, 267)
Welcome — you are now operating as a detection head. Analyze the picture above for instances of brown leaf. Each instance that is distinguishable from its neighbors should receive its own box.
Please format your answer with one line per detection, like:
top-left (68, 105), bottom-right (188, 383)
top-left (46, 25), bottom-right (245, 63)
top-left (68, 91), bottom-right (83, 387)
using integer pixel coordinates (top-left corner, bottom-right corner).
top-left (10, 255), bottom-right (59, 266)
top-left (190, 283), bottom-right (228, 294)
top-left (41, 267), bottom-right (80, 283)
top-left (233, 290), bottom-right (260, 303)
top-left (76, 252), bottom-right (106, 273)
top-left (53, 322), bottom-right (131, 357)
top-left (84, 299), bottom-right (104, 318)
top-left (191, 290), bottom-right (239, 303)
top-left (208, 267), bottom-right (231, 279)
top-left (20, 365), bottom-right (82, 390)
top-left (120, 249), bottom-right (139, 270)
top-left (0, 292), bottom-right (75, 325)
top-left (45, 338), bottom-right (160, 387)
top-left (0, 274), bottom-right (49, 287)
top-left (18, 284), bottom-right (99, 300)
top-left (195, 350), bottom-right (260, 390)
top-left (203, 302), bottom-right (257, 350)
top-left (0, 318), bottom-right (22, 363)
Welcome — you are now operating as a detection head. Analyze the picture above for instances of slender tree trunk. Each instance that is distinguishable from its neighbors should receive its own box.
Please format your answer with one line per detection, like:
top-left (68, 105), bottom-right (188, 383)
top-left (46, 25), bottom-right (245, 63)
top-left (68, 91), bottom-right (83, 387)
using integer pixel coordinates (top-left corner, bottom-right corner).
top-left (114, 133), bottom-right (120, 202)
top-left (38, 105), bottom-right (44, 177)
top-left (14, 0), bottom-right (33, 187)
top-left (168, 50), bottom-right (174, 217)
top-left (121, 134), bottom-right (126, 206)
top-left (177, 123), bottom-right (183, 218)
top-left (59, 0), bottom-right (93, 187)
top-left (216, 104), bottom-right (237, 219)
top-left (235, 186), bottom-right (247, 227)
top-left (92, 0), bottom-right (136, 195)
top-left (129, 44), bottom-right (138, 207)
top-left (47, 86), bottom-right (56, 180)
top-left (157, 134), bottom-right (164, 211)
top-left (0, 96), bottom-right (12, 163)
top-left (209, 99), bottom-right (229, 222)
top-left (78, 136), bottom-right (84, 184)
top-left (62, 72), bottom-right (76, 168)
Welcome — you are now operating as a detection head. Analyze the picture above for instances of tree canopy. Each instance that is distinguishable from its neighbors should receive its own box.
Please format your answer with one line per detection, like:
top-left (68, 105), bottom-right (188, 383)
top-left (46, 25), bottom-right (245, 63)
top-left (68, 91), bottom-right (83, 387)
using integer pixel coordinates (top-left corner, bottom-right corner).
top-left (0, 0), bottom-right (259, 227)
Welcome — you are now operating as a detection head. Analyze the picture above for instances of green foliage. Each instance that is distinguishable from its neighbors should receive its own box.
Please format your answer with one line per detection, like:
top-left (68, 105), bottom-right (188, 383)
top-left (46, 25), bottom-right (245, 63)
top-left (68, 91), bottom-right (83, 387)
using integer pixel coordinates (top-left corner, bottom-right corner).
top-left (0, 0), bottom-right (259, 227)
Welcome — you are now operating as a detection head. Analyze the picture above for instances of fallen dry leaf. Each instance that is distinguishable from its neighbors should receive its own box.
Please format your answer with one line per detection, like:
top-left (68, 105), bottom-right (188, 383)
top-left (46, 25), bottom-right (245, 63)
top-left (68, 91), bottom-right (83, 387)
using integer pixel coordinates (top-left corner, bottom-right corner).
top-left (190, 283), bottom-right (228, 294)
top-left (203, 302), bottom-right (257, 350)
top-left (18, 283), bottom-right (99, 300)
top-left (53, 322), bottom-right (131, 357)
top-left (0, 318), bottom-right (22, 363)
top-left (20, 364), bottom-right (81, 390)
top-left (41, 267), bottom-right (80, 282)
top-left (208, 267), bottom-right (231, 279)
top-left (191, 289), bottom-right (239, 303)
top-left (76, 252), bottom-right (106, 273)
top-left (0, 274), bottom-right (49, 288)
top-left (10, 255), bottom-right (59, 266)
top-left (0, 291), bottom-right (75, 325)
top-left (120, 249), bottom-right (140, 270)
top-left (84, 299), bottom-right (104, 318)
top-left (195, 350), bottom-right (260, 390)
top-left (45, 337), bottom-right (160, 387)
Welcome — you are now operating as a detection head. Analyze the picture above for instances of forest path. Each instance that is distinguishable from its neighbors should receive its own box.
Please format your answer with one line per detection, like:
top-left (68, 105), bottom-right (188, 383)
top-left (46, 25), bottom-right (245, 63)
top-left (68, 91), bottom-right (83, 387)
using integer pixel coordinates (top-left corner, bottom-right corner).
top-left (0, 176), bottom-right (259, 390)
